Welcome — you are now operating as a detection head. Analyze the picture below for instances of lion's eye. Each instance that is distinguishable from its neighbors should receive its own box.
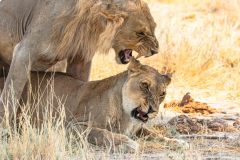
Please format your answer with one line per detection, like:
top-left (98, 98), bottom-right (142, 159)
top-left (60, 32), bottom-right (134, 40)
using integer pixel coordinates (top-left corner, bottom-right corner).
top-left (137, 32), bottom-right (145, 36)
top-left (141, 82), bottom-right (148, 88)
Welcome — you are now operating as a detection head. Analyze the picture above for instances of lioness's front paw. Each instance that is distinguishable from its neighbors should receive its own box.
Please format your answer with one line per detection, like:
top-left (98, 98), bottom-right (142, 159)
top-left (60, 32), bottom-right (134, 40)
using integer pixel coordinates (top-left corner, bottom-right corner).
top-left (111, 134), bottom-right (139, 152)
top-left (126, 138), bottom-right (140, 151)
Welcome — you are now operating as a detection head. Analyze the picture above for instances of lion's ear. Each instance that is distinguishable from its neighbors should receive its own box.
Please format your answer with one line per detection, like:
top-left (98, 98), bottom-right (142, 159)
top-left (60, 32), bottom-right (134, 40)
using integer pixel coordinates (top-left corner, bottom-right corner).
top-left (128, 58), bottom-right (142, 75)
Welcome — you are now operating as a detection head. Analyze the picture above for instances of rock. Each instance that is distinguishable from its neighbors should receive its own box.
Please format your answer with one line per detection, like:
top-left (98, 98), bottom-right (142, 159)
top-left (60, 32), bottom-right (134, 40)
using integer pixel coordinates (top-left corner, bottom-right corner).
top-left (167, 115), bottom-right (237, 134)
top-left (167, 115), bottom-right (203, 134)
top-left (164, 93), bottom-right (218, 115)
top-left (233, 118), bottom-right (240, 129)
top-left (179, 92), bottom-right (194, 106)
top-left (206, 118), bottom-right (228, 131)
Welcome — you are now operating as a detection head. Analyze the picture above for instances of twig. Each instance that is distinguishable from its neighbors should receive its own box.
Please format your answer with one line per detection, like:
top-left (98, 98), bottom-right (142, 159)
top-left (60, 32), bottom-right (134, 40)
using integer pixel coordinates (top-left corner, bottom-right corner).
top-left (179, 134), bottom-right (234, 140)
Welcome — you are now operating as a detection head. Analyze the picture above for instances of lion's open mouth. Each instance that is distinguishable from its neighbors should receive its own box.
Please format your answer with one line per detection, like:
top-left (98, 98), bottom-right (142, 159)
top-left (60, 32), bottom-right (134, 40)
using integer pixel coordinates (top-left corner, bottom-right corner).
top-left (119, 49), bottom-right (133, 64)
top-left (131, 107), bottom-right (149, 123)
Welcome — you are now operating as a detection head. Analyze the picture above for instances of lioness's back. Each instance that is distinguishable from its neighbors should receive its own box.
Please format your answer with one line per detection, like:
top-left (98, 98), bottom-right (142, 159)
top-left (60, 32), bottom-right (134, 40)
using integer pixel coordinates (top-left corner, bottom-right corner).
top-left (0, 71), bottom-right (84, 105)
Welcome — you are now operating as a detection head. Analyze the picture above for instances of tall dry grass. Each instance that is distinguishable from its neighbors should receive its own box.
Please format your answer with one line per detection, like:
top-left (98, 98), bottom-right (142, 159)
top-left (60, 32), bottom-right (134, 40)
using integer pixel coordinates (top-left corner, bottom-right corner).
top-left (0, 82), bottom-right (96, 159)
top-left (152, 0), bottom-right (240, 90)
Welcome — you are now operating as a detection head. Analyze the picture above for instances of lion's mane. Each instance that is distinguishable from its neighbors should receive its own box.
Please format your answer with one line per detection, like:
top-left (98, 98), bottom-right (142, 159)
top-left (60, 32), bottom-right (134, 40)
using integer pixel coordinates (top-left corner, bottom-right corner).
top-left (51, 0), bottom-right (145, 62)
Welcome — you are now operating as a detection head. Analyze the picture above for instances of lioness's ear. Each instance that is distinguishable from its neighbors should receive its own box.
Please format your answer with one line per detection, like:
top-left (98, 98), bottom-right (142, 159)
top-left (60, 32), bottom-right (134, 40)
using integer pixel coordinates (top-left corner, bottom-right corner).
top-left (128, 58), bottom-right (142, 75)
top-left (163, 73), bottom-right (172, 86)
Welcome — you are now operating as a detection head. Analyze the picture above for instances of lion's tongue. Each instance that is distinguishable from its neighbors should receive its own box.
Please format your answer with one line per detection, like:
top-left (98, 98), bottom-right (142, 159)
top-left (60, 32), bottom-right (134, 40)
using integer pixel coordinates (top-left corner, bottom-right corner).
top-left (119, 49), bottom-right (133, 64)
top-left (124, 49), bottom-right (132, 60)
top-left (137, 109), bottom-right (148, 120)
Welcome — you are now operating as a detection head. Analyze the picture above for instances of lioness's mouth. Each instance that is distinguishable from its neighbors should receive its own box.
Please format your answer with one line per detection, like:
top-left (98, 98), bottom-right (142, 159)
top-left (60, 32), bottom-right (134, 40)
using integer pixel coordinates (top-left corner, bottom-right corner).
top-left (119, 49), bottom-right (133, 64)
top-left (131, 107), bottom-right (149, 123)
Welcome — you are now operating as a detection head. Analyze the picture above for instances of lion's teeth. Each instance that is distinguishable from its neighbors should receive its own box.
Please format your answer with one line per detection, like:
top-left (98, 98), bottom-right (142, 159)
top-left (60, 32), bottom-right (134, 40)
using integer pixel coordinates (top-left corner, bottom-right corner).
top-left (137, 113), bottom-right (140, 117)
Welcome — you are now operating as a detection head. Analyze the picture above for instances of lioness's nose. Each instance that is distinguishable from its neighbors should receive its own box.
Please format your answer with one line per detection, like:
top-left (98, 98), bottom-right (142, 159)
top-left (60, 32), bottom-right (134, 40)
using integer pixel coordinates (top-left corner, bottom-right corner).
top-left (148, 106), bottom-right (155, 113)
top-left (151, 49), bottom-right (158, 55)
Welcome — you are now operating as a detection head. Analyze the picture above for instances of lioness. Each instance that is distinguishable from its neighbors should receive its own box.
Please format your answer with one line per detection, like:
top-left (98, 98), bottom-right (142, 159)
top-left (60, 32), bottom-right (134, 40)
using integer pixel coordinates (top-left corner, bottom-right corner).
top-left (0, 0), bottom-right (159, 122)
top-left (0, 59), bottom-right (176, 150)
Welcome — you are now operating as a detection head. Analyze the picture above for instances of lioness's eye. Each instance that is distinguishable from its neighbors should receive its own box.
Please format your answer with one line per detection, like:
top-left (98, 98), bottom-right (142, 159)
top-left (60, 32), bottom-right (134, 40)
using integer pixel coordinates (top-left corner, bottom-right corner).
top-left (140, 82), bottom-right (150, 93)
top-left (160, 91), bottom-right (166, 97)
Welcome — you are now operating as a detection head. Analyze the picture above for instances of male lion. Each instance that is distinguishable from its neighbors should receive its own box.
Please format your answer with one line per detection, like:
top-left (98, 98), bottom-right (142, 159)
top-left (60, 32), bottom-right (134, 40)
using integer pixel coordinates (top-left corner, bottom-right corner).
top-left (0, 59), bottom-right (184, 150)
top-left (0, 0), bottom-right (159, 122)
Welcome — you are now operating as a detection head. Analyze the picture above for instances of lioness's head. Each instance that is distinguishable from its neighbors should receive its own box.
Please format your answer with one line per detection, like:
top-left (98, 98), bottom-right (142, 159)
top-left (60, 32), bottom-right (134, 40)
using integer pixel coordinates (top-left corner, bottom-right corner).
top-left (112, 0), bottom-right (159, 64)
top-left (122, 58), bottom-right (171, 123)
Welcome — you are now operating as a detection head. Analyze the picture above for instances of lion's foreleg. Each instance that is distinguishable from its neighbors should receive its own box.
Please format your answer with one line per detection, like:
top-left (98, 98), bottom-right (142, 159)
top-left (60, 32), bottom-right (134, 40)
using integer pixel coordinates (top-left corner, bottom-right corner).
top-left (85, 127), bottom-right (139, 151)
top-left (0, 42), bottom-right (37, 124)
top-left (66, 55), bottom-right (92, 82)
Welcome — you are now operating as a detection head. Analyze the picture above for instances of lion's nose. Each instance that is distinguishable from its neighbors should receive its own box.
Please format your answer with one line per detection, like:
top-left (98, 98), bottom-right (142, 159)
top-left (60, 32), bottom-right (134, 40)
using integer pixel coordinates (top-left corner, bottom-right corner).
top-left (151, 49), bottom-right (158, 55)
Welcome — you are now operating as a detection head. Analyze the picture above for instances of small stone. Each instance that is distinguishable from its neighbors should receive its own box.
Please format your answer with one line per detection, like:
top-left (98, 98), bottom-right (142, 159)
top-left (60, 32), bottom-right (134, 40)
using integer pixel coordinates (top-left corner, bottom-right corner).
top-left (233, 118), bottom-right (240, 128)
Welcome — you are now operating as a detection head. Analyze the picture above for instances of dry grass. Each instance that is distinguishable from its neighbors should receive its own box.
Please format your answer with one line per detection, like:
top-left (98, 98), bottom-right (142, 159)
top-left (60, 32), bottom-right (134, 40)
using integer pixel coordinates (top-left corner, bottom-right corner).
top-left (1, 0), bottom-right (240, 159)
top-left (0, 85), bottom-right (95, 159)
